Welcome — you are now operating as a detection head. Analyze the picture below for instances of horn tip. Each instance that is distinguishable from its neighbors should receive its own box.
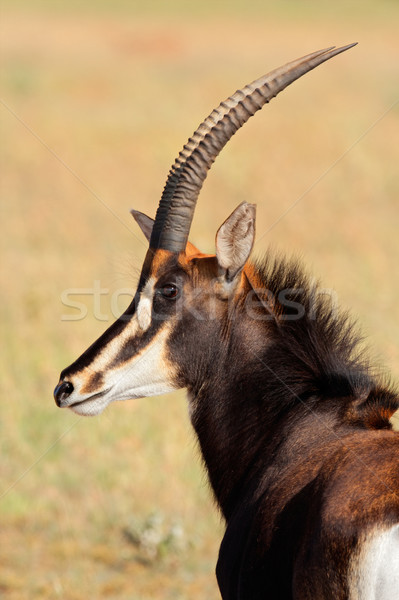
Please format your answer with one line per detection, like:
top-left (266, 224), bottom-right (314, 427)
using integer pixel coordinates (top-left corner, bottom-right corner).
top-left (339, 42), bottom-right (358, 50)
top-left (332, 42), bottom-right (358, 55)
top-left (314, 42), bottom-right (357, 61)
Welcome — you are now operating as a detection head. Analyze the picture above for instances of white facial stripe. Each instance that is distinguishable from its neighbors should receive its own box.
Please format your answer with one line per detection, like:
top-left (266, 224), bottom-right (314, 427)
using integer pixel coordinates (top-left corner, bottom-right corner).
top-left (69, 325), bottom-right (177, 416)
top-left (104, 325), bottom-right (177, 401)
top-left (72, 278), bottom-right (156, 390)
top-left (137, 277), bottom-right (155, 331)
top-left (83, 313), bottom-right (140, 375)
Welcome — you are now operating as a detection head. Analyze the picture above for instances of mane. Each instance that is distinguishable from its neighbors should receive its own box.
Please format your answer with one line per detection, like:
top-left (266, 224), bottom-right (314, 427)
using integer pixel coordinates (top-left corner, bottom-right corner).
top-left (249, 254), bottom-right (399, 429)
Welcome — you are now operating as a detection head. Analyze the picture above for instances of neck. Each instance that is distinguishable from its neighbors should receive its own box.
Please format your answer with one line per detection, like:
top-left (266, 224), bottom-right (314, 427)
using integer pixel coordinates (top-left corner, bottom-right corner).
top-left (186, 310), bottom-right (317, 518)
top-left (188, 344), bottom-right (345, 519)
top-left (185, 256), bottom-right (396, 520)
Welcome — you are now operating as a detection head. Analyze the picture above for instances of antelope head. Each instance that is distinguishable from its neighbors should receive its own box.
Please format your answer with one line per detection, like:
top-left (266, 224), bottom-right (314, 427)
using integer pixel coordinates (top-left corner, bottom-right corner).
top-left (54, 45), bottom-right (355, 416)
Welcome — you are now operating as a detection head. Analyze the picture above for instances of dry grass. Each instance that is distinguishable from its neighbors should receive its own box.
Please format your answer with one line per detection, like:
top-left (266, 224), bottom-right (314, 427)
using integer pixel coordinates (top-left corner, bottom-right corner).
top-left (1, 1), bottom-right (398, 598)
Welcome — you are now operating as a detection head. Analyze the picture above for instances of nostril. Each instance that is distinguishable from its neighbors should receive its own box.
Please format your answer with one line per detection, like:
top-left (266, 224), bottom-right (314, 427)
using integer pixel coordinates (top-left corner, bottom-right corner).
top-left (54, 380), bottom-right (74, 407)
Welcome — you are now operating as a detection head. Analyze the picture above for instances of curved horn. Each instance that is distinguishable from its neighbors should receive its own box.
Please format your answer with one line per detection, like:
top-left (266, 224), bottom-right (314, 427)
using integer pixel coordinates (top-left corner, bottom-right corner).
top-left (150, 43), bottom-right (357, 252)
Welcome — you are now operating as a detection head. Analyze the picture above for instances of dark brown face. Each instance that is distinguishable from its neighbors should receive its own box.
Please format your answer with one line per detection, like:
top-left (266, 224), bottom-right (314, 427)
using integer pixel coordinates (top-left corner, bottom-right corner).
top-left (53, 249), bottom-right (183, 416)
top-left (54, 202), bottom-right (257, 416)
top-left (53, 245), bottom-right (237, 416)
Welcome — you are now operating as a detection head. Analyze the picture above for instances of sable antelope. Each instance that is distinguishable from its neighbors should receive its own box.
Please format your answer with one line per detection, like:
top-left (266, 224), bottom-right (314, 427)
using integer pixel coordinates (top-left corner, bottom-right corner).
top-left (54, 45), bottom-right (399, 599)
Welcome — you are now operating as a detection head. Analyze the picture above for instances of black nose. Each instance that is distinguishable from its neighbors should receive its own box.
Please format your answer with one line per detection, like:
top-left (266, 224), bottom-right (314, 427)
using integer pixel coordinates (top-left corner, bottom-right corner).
top-left (54, 381), bottom-right (74, 407)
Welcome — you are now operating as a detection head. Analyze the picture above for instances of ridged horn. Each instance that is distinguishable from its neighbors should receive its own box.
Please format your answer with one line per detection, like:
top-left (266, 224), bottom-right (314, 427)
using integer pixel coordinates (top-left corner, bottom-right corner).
top-left (150, 43), bottom-right (357, 252)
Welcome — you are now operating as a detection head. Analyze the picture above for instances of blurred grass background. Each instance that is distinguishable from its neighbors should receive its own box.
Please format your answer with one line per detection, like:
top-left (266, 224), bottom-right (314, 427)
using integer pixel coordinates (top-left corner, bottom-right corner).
top-left (1, 1), bottom-right (398, 598)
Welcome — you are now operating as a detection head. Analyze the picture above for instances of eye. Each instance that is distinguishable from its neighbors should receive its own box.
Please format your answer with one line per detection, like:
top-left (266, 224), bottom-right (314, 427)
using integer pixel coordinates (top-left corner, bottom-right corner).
top-left (159, 283), bottom-right (180, 300)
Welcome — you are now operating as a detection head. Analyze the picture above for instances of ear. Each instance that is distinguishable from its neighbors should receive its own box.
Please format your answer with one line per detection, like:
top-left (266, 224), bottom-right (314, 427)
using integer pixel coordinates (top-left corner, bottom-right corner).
top-left (216, 202), bottom-right (256, 282)
top-left (130, 209), bottom-right (154, 242)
